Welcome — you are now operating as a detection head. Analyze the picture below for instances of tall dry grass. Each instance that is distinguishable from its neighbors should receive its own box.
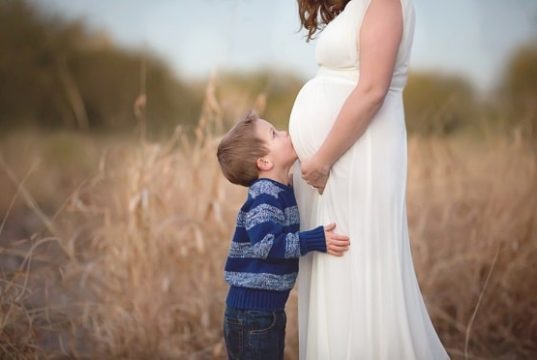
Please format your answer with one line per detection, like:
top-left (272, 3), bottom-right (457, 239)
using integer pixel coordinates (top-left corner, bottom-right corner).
top-left (0, 76), bottom-right (536, 359)
top-left (406, 133), bottom-right (537, 358)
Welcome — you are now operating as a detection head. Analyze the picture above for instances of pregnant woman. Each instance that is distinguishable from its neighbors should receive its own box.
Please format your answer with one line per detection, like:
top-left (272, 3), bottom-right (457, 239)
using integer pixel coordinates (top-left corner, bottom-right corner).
top-left (288, 0), bottom-right (450, 358)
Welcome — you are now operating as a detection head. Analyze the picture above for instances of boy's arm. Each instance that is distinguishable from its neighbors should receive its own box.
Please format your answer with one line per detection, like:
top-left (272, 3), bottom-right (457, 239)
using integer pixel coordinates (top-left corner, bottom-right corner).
top-left (244, 194), bottom-right (326, 260)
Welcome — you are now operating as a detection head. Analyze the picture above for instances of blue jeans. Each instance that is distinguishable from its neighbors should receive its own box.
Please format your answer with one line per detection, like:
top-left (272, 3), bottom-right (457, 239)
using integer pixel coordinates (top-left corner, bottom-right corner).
top-left (223, 306), bottom-right (286, 360)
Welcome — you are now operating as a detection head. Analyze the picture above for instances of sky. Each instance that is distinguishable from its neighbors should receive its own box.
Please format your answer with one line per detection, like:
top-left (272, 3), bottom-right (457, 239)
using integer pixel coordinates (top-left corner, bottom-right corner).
top-left (35, 0), bottom-right (537, 93)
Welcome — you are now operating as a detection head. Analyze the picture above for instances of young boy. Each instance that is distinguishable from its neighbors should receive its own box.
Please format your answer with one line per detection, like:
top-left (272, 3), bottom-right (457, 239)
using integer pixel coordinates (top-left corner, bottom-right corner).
top-left (216, 111), bottom-right (350, 360)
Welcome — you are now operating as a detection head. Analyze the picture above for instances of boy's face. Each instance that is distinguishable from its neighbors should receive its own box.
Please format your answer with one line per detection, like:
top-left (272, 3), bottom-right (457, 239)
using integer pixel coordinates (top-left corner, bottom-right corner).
top-left (255, 118), bottom-right (297, 168)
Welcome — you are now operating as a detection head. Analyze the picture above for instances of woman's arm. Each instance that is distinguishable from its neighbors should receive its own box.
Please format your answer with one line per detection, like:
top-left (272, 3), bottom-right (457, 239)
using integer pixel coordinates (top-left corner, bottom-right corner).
top-left (302, 0), bottom-right (403, 192)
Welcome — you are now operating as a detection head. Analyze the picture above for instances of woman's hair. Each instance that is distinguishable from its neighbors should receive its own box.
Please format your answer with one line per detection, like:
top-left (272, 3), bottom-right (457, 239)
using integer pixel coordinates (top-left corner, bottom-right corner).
top-left (297, 0), bottom-right (351, 41)
top-left (216, 111), bottom-right (269, 187)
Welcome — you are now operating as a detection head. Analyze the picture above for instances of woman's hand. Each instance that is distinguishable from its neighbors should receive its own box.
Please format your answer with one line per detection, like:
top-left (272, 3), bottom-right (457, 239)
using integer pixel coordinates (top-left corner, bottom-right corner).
top-left (301, 155), bottom-right (331, 194)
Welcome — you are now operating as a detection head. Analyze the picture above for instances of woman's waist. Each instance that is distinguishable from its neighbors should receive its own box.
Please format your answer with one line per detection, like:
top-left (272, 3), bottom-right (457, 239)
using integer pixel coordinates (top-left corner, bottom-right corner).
top-left (315, 66), bottom-right (359, 83)
top-left (314, 66), bottom-right (407, 90)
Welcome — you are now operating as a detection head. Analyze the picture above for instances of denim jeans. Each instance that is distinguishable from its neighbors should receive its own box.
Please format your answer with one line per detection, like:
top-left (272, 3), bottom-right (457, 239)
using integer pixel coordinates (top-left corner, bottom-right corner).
top-left (223, 306), bottom-right (286, 360)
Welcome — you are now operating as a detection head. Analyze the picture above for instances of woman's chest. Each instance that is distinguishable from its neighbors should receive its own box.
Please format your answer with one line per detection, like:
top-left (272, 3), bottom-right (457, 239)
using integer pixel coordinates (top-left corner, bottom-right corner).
top-left (315, 0), bottom-right (367, 69)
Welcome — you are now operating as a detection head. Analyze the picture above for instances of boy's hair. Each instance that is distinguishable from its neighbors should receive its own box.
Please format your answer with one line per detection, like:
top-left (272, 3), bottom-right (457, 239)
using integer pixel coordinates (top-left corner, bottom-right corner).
top-left (217, 111), bottom-right (269, 187)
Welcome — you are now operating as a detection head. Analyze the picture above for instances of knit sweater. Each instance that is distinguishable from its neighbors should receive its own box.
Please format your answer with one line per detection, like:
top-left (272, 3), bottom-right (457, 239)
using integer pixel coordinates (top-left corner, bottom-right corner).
top-left (224, 177), bottom-right (327, 311)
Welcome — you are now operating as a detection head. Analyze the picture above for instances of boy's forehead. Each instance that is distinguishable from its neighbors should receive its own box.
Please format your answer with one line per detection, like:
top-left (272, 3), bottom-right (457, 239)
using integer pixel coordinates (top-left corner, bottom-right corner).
top-left (254, 119), bottom-right (273, 143)
top-left (255, 118), bottom-right (272, 133)
top-left (257, 118), bottom-right (271, 128)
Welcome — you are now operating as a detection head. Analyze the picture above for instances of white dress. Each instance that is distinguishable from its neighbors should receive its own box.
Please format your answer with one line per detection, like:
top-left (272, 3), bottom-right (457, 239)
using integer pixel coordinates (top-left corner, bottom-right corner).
top-left (288, 0), bottom-right (450, 359)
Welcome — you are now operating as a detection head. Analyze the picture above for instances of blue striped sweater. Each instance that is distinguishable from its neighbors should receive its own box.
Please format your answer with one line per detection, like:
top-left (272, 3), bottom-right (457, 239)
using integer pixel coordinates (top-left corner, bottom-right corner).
top-left (224, 178), bottom-right (327, 311)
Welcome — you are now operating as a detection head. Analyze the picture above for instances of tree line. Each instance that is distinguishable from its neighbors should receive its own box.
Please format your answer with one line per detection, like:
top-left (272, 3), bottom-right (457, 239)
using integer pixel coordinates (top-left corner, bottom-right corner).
top-left (0, 1), bottom-right (535, 141)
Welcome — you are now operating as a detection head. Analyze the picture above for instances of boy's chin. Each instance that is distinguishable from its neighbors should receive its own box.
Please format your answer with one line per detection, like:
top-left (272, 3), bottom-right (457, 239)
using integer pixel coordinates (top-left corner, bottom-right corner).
top-left (289, 155), bottom-right (298, 165)
top-left (291, 152), bottom-right (298, 161)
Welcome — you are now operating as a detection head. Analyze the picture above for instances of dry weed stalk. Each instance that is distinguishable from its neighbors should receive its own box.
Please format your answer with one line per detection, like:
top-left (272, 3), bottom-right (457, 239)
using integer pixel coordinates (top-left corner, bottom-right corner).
top-left (52, 73), bottom-right (243, 358)
top-left (0, 80), bottom-right (536, 358)
top-left (407, 135), bottom-right (537, 358)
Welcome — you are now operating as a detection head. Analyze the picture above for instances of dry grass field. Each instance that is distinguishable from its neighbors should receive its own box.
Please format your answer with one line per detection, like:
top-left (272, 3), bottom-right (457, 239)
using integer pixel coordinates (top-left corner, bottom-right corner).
top-left (0, 88), bottom-right (536, 359)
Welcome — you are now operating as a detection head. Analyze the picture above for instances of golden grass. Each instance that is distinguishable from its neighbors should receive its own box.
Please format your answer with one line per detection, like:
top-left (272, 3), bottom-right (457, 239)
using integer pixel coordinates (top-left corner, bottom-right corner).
top-left (406, 134), bottom-right (537, 358)
top-left (0, 82), bottom-right (536, 359)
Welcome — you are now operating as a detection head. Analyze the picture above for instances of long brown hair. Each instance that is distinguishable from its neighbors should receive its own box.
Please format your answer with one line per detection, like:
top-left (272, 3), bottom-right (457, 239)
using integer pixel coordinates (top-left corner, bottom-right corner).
top-left (297, 0), bottom-right (351, 41)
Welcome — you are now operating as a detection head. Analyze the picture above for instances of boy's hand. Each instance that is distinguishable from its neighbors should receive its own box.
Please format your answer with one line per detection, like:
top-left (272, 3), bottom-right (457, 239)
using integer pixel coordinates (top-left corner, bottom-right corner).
top-left (324, 223), bottom-right (350, 257)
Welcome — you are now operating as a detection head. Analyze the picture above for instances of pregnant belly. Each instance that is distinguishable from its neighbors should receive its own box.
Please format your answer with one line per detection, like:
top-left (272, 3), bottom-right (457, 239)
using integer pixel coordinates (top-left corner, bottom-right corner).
top-left (289, 76), bottom-right (356, 160)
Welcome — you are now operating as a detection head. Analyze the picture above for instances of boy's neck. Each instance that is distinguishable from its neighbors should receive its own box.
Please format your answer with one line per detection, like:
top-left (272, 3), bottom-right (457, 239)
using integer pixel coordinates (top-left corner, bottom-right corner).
top-left (259, 165), bottom-right (292, 186)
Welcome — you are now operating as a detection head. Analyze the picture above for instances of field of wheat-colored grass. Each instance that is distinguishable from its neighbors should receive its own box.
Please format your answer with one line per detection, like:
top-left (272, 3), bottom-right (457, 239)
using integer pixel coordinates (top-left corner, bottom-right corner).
top-left (1, 84), bottom-right (536, 359)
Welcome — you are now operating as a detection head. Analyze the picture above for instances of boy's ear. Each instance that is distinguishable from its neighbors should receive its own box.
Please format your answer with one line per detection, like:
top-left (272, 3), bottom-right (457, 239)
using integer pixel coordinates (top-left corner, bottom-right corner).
top-left (256, 157), bottom-right (273, 171)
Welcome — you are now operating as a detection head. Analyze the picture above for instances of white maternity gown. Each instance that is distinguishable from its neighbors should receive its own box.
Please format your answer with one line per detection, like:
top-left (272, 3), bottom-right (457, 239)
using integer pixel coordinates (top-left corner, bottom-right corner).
top-left (288, 0), bottom-right (450, 359)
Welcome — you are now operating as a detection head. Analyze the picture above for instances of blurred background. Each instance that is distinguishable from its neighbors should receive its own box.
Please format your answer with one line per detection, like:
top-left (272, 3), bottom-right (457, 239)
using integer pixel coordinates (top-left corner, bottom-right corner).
top-left (0, 0), bottom-right (536, 358)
